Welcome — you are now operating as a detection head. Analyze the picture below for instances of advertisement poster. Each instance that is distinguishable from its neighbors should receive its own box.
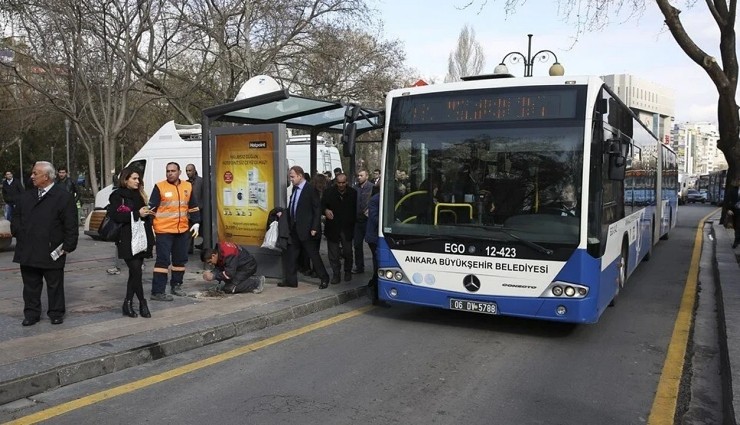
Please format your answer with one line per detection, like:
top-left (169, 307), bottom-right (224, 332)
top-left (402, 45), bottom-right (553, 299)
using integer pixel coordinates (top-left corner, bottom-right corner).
top-left (215, 132), bottom-right (274, 246)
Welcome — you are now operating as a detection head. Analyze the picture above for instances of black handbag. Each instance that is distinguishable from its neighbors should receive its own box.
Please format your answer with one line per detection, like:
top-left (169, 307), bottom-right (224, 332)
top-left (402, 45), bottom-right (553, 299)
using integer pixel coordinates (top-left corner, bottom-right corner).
top-left (99, 200), bottom-right (123, 242)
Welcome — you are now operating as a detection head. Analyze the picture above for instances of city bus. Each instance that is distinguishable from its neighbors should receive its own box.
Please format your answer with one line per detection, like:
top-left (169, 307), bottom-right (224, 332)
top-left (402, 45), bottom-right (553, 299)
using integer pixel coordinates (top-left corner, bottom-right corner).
top-left (372, 75), bottom-right (677, 324)
top-left (707, 169), bottom-right (727, 205)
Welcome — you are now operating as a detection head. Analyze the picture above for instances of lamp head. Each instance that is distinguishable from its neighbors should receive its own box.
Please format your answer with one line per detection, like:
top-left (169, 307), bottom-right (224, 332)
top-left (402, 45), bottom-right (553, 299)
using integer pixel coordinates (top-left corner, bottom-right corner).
top-left (549, 62), bottom-right (565, 76)
top-left (493, 63), bottom-right (509, 75)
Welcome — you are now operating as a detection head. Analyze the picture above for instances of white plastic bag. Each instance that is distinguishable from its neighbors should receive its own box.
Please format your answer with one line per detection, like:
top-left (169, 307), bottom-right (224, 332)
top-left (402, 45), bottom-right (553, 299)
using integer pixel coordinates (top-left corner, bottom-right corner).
top-left (261, 221), bottom-right (280, 251)
top-left (131, 213), bottom-right (147, 255)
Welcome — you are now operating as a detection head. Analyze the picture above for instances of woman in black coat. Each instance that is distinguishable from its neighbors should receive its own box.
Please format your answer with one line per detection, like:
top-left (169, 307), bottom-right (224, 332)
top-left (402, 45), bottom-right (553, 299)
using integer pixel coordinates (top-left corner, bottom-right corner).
top-left (107, 168), bottom-right (155, 318)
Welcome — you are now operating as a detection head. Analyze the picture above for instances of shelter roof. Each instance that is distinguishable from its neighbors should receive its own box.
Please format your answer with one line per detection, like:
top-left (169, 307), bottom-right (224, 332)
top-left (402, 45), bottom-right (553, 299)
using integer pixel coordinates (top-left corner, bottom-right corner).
top-left (203, 88), bottom-right (382, 134)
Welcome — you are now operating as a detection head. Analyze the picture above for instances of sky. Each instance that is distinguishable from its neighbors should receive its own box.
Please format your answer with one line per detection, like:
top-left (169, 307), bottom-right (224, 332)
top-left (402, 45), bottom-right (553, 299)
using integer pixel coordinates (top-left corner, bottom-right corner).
top-left (374, 0), bottom-right (730, 124)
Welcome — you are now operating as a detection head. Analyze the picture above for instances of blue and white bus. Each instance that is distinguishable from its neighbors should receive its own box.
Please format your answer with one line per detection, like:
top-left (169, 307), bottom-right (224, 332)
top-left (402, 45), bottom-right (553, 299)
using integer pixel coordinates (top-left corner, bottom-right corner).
top-left (373, 75), bottom-right (677, 324)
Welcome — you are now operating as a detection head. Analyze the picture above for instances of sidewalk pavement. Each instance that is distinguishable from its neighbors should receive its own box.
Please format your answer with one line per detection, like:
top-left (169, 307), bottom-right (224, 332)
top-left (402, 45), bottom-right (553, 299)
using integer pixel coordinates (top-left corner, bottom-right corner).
top-left (0, 231), bottom-right (372, 406)
top-left (712, 212), bottom-right (740, 423)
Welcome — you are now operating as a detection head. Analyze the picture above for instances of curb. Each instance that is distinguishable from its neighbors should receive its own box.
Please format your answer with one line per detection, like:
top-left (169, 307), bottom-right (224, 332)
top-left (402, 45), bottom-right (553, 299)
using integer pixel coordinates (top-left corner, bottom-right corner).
top-left (0, 285), bottom-right (368, 406)
top-left (714, 219), bottom-right (740, 423)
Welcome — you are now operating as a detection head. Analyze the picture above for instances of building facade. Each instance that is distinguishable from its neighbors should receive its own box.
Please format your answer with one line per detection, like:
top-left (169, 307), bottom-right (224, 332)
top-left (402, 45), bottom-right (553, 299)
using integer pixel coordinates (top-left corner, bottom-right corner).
top-left (601, 74), bottom-right (675, 143)
top-left (671, 122), bottom-right (726, 176)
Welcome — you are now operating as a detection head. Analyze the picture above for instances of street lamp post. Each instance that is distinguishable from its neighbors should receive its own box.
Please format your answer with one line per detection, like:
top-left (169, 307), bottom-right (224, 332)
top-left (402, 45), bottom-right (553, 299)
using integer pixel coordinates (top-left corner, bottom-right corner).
top-left (64, 118), bottom-right (70, 171)
top-left (493, 34), bottom-right (564, 77)
top-left (99, 136), bottom-right (103, 190)
top-left (18, 139), bottom-right (23, 189)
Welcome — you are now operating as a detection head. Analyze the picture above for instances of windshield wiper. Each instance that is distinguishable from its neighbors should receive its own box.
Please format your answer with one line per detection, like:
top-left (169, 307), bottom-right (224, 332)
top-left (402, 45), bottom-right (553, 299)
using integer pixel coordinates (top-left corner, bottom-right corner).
top-left (387, 235), bottom-right (448, 247)
top-left (455, 224), bottom-right (554, 256)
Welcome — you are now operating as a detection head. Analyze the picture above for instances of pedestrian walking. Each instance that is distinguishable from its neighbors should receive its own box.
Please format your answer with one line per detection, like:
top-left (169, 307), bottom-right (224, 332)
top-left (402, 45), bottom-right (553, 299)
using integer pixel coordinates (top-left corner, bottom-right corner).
top-left (108, 168), bottom-right (155, 318)
top-left (279, 166), bottom-right (330, 289)
top-left (185, 163), bottom-right (204, 253)
top-left (365, 184), bottom-right (385, 305)
top-left (11, 161), bottom-right (78, 326)
top-left (2, 171), bottom-right (23, 221)
top-left (185, 163), bottom-right (204, 207)
top-left (322, 172), bottom-right (356, 284)
top-left (352, 169), bottom-right (373, 274)
top-left (55, 166), bottom-right (79, 203)
top-left (371, 168), bottom-right (381, 185)
top-left (201, 242), bottom-right (265, 294)
top-left (148, 162), bottom-right (201, 301)
top-left (725, 184), bottom-right (740, 248)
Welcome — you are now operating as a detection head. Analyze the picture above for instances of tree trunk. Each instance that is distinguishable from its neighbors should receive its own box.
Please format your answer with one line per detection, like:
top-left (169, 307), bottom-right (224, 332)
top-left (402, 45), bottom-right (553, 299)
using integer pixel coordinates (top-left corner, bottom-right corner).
top-left (87, 148), bottom-right (99, 198)
top-left (717, 95), bottom-right (740, 185)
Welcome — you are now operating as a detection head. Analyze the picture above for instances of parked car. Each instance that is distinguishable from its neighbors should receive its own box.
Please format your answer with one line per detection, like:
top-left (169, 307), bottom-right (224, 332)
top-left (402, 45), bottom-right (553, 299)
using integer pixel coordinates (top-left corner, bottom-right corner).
top-left (686, 189), bottom-right (706, 204)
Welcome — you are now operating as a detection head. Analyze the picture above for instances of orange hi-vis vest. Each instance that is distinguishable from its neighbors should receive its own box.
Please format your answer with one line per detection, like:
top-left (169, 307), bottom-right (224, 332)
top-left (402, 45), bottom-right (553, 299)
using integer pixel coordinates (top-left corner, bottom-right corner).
top-left (153, 180), bottom-right (195, 234)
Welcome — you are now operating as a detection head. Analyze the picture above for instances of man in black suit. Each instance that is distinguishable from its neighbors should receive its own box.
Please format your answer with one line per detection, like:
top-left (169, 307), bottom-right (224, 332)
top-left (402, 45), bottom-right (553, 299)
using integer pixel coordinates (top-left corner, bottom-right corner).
top-left (11, 161), bottom-right (78, 326)
top-left (280, 165), bottom-right (330, 289)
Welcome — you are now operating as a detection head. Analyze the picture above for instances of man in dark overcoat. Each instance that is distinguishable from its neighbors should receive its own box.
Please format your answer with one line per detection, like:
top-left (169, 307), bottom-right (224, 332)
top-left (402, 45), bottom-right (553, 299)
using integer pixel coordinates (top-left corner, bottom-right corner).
top-left (321, 172), bottom-right (357, 284)
top-left (11, 161), bottom-right (78, 326)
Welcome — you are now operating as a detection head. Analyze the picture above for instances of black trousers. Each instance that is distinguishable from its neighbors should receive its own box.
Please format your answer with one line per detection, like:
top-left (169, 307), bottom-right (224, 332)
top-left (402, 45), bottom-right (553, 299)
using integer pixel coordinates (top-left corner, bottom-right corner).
top-left (222, 266), bottom-right (260, 293)
top-left (125, 257), bottom-right (145, 301)
top-left (21, 265), bottom-right (65, 320)
top-left (367, 242), bottom-right (379, 302)
top-left (327, 230), bottom-right (353, 278)
top-left (353, 219), bottom-right (368, 270)
top-left (283, 230), bottom-right (329, 286)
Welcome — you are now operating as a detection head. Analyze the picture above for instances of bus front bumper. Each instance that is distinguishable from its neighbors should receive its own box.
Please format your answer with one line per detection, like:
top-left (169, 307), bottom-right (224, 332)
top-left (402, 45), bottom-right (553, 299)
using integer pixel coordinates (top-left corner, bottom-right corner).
top-left (378, 279), bottom-right (599, 324)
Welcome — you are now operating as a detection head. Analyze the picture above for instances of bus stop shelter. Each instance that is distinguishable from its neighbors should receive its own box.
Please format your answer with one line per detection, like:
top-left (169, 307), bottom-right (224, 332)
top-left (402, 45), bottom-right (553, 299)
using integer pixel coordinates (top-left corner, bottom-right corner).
top-left (200, 84), bottom-right (382, 249)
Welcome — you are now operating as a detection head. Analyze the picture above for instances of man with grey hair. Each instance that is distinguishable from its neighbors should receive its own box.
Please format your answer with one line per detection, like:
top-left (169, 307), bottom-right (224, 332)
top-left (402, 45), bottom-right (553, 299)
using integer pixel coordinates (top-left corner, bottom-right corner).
top-left (11, 161), bottom-right (78, 326)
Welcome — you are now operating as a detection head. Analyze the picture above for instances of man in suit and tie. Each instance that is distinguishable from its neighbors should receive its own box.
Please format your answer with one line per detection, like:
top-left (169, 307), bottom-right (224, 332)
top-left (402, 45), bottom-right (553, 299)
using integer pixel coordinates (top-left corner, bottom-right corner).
top-left (281, 165), bottom-right (330, 289)
top-left (11, 161), bottom-right (78, 326)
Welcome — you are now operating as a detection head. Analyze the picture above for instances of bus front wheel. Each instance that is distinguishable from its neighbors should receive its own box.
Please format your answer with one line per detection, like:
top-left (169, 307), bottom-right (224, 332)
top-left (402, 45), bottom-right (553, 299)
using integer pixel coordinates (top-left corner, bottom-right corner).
top-left (610, 241), bottom-right (629, 307)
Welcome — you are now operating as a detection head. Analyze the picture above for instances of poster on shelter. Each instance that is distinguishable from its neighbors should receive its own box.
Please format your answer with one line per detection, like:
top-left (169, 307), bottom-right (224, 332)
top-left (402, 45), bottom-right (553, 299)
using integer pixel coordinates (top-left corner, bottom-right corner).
top-left (215, 132), bottom-right (274, 246)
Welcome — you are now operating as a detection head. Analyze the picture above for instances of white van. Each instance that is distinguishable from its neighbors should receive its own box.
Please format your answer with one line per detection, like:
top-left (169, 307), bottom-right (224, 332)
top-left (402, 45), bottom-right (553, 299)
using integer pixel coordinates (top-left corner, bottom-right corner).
top-left (83, 121), bottom-right (343, 238)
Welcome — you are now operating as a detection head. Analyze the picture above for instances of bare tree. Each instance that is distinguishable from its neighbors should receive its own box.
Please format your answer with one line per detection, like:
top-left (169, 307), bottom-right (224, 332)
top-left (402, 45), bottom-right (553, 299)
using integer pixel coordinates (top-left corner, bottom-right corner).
top-left (0, 0), bottom-right (169, 194)
top-left (289, 25), bottom-right (410, 108)
top-left (466, 0), bottom-right (739, 189)
top-left (128, 0), bottom-right (373, 123)
top-left (444, 25), bottom-right (486, 82)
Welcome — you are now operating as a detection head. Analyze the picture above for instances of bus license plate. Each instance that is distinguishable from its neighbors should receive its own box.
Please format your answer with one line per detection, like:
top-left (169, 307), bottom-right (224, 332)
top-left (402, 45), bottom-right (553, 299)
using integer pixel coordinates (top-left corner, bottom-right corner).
top-left (449, 299), bottom-right (498, 315)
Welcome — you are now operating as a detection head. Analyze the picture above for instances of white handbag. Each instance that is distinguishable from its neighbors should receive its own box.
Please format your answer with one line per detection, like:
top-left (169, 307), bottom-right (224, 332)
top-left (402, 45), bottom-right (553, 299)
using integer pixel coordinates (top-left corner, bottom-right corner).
top-left (130, 213), bottom-right (147, 255)
top-left (261, 221), bottom-right (280, 251)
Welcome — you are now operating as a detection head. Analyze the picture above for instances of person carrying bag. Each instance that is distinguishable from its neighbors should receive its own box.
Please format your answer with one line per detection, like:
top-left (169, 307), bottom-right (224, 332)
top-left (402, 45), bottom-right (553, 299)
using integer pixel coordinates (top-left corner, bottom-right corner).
top-left (107, 168), bottom-right (155, 318)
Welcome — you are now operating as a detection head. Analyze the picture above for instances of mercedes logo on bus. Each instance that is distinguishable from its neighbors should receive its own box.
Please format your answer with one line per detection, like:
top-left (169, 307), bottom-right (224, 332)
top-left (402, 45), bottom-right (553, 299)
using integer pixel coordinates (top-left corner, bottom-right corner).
top-left (463, 274), bottom-right (481, 292)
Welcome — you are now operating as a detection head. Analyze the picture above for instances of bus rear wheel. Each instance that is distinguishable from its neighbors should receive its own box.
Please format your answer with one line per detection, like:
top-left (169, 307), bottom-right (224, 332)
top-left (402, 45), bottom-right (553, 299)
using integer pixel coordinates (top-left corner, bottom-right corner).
top-left (643, 220), bottom-right (654, 262)
top-left (660, 212), bottom-right (671, 240)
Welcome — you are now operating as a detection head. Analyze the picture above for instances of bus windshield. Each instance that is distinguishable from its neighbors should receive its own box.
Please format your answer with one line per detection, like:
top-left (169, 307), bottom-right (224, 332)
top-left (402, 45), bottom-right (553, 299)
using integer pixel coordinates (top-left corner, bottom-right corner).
top-left (382, 123), bottom-right (584, 245)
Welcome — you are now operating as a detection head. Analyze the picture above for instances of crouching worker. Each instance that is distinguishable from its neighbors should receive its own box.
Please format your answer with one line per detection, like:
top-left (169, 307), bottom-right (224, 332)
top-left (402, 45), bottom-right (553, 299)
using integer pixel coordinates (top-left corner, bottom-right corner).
top-left (201, 242), bottom-right (265, 294)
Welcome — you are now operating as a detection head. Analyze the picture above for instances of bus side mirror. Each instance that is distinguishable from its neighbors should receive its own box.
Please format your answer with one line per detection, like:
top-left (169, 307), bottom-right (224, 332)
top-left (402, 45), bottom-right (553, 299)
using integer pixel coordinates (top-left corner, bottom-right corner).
top-left (606, 138), bottom-right (626, 180)
top-left (608, 153), bottom-right (626, 180)
top-left (342, 122), bottom-right (356, 157)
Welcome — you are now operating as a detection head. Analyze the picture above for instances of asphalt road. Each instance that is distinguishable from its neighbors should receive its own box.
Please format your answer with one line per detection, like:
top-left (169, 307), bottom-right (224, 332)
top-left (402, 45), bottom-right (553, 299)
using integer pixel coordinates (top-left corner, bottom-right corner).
top-left (1, 204), bottom-right (718, 425)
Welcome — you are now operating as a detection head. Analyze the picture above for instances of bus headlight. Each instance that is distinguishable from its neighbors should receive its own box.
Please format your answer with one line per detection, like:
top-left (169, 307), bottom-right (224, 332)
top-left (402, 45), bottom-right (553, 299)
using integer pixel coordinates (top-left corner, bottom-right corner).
top-left (378, 268), bottom-right (410, 284)
top-left (541, 281), bottom-right (589, 299)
